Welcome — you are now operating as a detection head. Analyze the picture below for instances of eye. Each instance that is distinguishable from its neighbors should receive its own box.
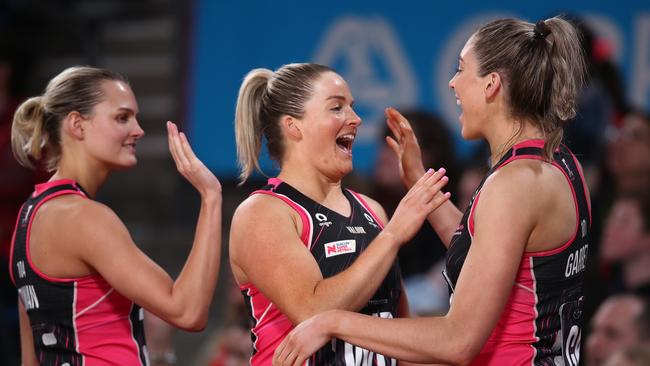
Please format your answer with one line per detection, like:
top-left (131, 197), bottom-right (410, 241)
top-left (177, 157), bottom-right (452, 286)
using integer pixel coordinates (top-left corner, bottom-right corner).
top-left (331, 105), bottom-right (342, 112)
top-left (117, 114), bottom-right (129, 123)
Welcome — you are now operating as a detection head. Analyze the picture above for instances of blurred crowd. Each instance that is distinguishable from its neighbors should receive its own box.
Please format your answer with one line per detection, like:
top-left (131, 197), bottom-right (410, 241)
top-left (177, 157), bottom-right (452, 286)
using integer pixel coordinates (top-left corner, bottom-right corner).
top-left (0, 11), bottom-right (648, 366)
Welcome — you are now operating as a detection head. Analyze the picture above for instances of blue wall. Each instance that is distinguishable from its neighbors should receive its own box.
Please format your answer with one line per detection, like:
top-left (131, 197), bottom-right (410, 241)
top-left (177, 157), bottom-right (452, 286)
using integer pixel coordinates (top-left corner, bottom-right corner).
top-left (187, 1), bottom-right (650, 178)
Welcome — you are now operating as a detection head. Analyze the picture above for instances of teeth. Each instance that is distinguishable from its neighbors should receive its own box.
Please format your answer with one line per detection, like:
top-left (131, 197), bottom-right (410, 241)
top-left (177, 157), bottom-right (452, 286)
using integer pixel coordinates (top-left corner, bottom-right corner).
top-left (337, 134), bottom-right (355, 142)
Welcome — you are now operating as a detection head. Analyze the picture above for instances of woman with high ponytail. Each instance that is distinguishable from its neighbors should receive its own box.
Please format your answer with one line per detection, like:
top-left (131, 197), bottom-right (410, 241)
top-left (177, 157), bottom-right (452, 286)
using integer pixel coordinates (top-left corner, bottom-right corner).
top-left (9, 66), bottom-right (223, 365)
top-left (229, 63), bottom-right (451, 365)
top-left (275, 16), bottom-right (591, 366)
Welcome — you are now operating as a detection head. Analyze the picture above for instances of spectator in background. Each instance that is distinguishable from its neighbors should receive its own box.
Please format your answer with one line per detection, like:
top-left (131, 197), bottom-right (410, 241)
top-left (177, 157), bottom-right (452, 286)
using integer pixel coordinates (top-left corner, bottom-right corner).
top-left (370, 109), bottom-right (460, 315)
top-left (600, 192), bottom-right (650, 295)
top-left (606, 110), bottom-right (650, 195)
top-left (586, 294), bottom-right (650, 366)
top-left (604, 345), bottom-right (650, 366)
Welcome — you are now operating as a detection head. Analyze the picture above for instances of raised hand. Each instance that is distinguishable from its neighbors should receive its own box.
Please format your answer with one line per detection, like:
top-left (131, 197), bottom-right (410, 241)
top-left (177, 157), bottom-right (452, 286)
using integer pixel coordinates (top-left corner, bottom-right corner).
top-left (166, 121), bottom-right (222, 198)
top-left (385, 107), bottom-right (427, 188)
top-left (382, 168), bottom-right (450, 246)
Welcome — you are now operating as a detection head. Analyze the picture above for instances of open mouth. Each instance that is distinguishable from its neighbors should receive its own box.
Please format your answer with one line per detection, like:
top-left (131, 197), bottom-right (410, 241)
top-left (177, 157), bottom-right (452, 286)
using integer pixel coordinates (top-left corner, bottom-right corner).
top-left (336, 133), bottom-right (355, 154)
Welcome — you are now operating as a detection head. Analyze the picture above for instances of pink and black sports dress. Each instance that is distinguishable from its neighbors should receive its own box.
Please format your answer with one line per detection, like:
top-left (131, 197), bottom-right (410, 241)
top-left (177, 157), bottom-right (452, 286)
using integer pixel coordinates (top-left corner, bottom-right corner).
top-left (9, 179), bottom-right (148, 366)
top-left (444, 140), bottom-right (590, 366)
top-left (240, 178), bottom-right (402, 365)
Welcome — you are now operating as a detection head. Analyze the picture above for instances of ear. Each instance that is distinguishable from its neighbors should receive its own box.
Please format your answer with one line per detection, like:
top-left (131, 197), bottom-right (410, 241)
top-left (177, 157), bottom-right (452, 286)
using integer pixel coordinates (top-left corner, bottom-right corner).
top-left (63, 111), bottom-right (87, 140)
top-left (484, 72), bottom-right (502, 100)
top-left (281, 115), bottom-right (302, 140)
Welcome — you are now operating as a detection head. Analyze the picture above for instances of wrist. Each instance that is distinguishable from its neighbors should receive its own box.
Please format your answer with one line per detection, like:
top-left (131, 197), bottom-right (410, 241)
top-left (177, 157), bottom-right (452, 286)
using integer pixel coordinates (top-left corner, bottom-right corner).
top-left (201, 195), bottom-right (222, 208)
top-left (320, 310), bottom-right (341, 338)
top-left (378, 229), bottom-right (404, 250)
top-left (406, 168), bottom-right (425, 188)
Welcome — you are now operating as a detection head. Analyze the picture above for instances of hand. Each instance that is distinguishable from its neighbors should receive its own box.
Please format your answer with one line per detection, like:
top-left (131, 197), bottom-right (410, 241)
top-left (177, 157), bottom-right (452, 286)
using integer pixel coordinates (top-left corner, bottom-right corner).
top-left (385, 107), bottom-right (426, 188)
top-left (383, 168), bottom-right (450, 246)
top-left (167, 121), bottom-right (222, 198)
top-left (273, 313), bottom-right (332, 366)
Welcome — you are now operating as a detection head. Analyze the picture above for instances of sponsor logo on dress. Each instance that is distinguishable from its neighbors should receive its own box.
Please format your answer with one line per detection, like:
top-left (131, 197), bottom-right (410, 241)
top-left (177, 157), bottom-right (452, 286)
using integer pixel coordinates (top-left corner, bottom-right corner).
top-left (315, 213), bottom-right (332, 227)
top-left (324, 240), bottom-right (356, 258)
top-left (346, 226), bottom-right (366, 234)
top-left (363, 213), bottom-right (379, 229)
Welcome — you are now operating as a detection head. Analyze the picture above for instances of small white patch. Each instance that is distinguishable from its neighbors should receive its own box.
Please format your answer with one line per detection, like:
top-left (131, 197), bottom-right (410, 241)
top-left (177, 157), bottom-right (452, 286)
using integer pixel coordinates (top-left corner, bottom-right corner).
top-left (139, 307), bottom-right (145, 321)
top-left (41, 332), bottom-right (57, 346)
top-left (324, 240), bottom-right (356, 258)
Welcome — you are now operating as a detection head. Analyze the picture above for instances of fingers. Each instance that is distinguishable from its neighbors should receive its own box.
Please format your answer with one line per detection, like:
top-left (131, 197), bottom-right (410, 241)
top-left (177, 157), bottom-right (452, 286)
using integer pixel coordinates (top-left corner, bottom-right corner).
top-left (273, 338), bottom-right (301, 366)
top-left (385, 136), bottom-right (401, 156)
top-left (167, 121), bottom-right (181, 169)
top-left (178, 131), bottom-right (200, 163)
top-left (385, 107), bottom-right (413, 132)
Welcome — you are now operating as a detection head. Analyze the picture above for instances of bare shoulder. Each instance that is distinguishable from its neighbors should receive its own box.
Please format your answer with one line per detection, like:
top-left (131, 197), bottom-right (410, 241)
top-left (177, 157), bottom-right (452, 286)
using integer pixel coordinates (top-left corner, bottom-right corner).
top-left (33, 195), bottom-right (131, 265)
top-left (484, 158), bottom-right (559, 194)
top-left (232, 192), bottom-right (297, 224)
top-left (37, 195), bottom-right (123, 231)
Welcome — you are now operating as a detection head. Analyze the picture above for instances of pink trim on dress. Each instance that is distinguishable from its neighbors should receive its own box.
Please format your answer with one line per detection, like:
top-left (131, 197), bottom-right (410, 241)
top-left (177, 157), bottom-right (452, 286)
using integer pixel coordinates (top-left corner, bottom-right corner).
top-left (347, 190), bottom-right (385, 229)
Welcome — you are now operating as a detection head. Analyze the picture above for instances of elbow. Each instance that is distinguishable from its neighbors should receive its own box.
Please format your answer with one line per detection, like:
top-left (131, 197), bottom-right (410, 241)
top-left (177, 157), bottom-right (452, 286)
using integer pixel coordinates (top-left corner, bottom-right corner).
top-left (444, 338), bottom-right (482, 366)
top-left (168, 309), bottom-right (209, 332)
top-left (176, 314), bottom-right (208, 332)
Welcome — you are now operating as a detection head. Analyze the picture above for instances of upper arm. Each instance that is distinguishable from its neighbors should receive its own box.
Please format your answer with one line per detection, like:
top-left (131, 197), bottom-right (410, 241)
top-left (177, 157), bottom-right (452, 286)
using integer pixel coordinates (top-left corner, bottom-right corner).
top-left (229, 195), bottom-right (328, 323)
top-left (446, 164), bottom-right (537, 355)
top-left (69, 202), bottom-right (176, 320)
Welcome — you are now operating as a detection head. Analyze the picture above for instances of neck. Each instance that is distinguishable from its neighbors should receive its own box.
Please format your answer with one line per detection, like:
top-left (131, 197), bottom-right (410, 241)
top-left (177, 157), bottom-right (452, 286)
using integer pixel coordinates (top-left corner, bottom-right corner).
top-left (277, 162), bottom-right (343, 203)
top-left (485, 117), bottom-right (544, 165)
top-left (51, 153), bottom-right (110, 198)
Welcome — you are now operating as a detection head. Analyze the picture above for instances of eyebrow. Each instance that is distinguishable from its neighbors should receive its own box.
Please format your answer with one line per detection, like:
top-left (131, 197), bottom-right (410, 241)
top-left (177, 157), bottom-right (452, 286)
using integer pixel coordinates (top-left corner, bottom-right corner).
top-left (326, 95), bottom-right (355, 105)
top-left (117, 107), bottom-right (138, 114)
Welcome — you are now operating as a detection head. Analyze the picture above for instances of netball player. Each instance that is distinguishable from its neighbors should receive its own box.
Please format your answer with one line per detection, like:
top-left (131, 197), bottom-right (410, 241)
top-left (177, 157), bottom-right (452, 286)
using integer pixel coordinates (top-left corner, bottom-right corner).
top-left (10, 66), bottom-right (222, 365)
top-left (274, 16), bottom-right (590, 366)
top-left (229, 63), bottom-right (451, 365)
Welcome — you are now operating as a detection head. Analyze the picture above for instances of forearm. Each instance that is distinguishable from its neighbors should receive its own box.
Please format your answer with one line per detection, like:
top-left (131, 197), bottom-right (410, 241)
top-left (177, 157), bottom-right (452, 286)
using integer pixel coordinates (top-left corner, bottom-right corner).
top-left (303, 231), bottom-right (400, 320)
top-left (326, 310), bottom-right (467, 365)
top-left (171, 193), bottom-right (222, 329)
top-left (426, 200), bottom-right (463, 248)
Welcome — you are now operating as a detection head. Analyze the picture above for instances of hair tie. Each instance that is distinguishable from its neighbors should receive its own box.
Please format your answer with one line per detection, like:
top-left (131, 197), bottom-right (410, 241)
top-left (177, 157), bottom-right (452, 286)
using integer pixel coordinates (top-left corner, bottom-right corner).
top-left (533, 20), bottom-right (551, 40)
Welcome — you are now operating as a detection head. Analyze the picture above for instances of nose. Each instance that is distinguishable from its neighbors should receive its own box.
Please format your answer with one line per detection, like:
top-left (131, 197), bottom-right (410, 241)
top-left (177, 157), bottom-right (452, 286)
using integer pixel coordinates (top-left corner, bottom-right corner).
top-left (449, 74), bottom-right (457, 90)
top-left (132, 119), bottom-right (145, 139)
top-left (349, 107), bottom-right (362, 126)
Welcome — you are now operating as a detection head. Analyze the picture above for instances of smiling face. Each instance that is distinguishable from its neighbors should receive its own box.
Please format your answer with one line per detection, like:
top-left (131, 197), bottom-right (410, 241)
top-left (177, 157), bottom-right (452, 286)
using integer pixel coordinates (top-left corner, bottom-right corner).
top-left (448, 37), bottom-right (493, 140)
top-left (82, 80), bottom-right (144, 170)
top-left (294, 71), bottom-right (361, 179)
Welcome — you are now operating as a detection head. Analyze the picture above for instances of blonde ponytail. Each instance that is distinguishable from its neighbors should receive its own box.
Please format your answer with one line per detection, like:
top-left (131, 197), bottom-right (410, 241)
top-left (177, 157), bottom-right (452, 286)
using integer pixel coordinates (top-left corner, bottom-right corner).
top-left (11, 96), bottom-right (51, 170)
top-left (235, 69), bottom-right (273, 184)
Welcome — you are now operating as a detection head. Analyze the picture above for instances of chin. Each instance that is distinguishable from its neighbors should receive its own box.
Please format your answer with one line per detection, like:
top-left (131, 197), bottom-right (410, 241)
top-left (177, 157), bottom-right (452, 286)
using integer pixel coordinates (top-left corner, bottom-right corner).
top-left (113, 158), bottom-right (138, 170)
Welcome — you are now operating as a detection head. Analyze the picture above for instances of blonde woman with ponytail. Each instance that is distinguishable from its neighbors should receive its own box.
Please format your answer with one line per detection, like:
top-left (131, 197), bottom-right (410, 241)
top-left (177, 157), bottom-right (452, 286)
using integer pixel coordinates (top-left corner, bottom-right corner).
top-left (229, 63), bottom-right (451, 365)
top-left (275, 16), bottom-right (591, 366)
top-left (9, 66), bottom-right (222, 365)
